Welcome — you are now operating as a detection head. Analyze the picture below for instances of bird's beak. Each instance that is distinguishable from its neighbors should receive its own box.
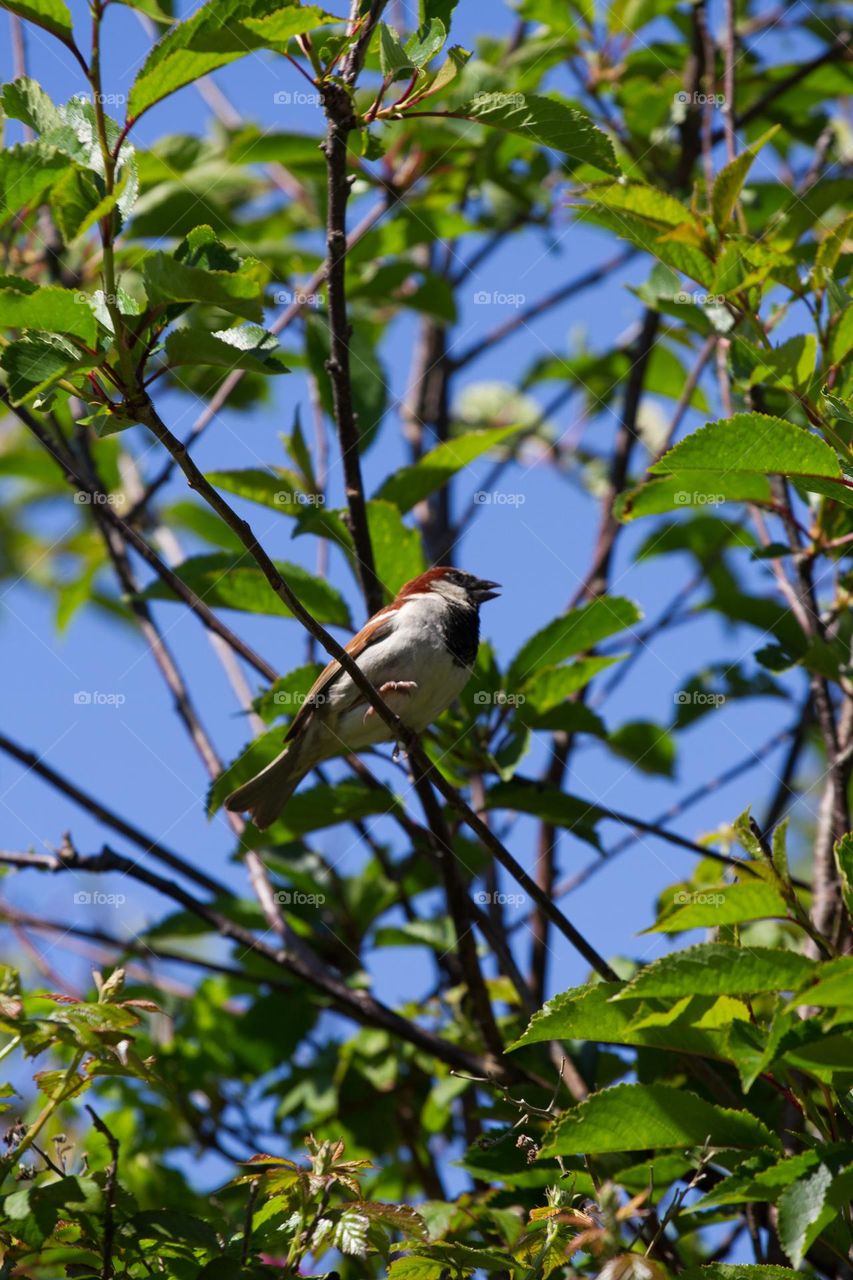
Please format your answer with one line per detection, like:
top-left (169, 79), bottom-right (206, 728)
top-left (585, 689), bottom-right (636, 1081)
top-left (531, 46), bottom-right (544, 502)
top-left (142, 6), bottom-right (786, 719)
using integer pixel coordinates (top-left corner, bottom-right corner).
top-left (472, 577), bottom-right (501, 603)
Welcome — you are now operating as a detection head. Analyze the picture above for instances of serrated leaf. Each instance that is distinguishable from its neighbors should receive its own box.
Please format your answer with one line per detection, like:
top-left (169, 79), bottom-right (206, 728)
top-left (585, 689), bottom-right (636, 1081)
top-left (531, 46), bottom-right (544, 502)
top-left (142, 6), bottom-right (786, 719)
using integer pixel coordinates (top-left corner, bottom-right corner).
top-left (648, 881), bottom-right (788, 932)
top-left (541, 1082), bottom-right (780, 1156)
top-left (0, 280), bottom-right (96, 344)
top-left (777, 1162), bottom-right (834, 1267)
top-left (616, 472), bottom-right (772, 521)
top-left (792, 956), bottom-right (853, 1008)
top-left (141, 553), bottom-right (350, 624)
top-left (0, 0), bottom-right (74, 44)
top-left (128, 0), bottom-right (337, 118)
top-left (0, 142), bottom-right (69, 227)
top-left (458, 92), bottom-right (619, 175)
top-left (651, 413), bottom-right (840, 479)
top-left (0, 333), bottom-right (95, 405)
top-left (681, 1268), bottom-right (800, 1280)
top-left (142, 250), bottom-right (267, 322)
top-left (165, 325), bottom-right (290, 374)
top-left (510, 981), bottom-right (731, 1060)
top-left (616, 944), bottom-right (814, 1000)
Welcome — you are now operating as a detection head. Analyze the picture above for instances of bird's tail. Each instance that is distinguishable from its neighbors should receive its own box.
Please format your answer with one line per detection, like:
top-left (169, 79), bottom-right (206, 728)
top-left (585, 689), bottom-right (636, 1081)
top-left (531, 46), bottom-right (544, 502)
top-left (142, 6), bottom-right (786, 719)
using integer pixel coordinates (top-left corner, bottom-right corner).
top-left (224, 742), bottom-right (308, 830)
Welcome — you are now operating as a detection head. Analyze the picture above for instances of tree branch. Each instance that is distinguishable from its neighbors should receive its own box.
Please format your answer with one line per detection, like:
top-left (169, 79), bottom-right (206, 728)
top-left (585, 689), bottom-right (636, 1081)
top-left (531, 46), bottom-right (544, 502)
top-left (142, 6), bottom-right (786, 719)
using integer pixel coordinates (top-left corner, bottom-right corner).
top-left (0, 845), bottom-right (524, 1083)
top-left (1, 389), bottom-right (277, 684)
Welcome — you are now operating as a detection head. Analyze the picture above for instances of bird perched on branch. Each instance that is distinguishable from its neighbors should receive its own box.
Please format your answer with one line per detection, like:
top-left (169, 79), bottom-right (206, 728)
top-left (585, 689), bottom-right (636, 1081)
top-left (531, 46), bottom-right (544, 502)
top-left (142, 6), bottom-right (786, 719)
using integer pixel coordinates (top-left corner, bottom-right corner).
top-left (225, 567), bottom-right (500, 829)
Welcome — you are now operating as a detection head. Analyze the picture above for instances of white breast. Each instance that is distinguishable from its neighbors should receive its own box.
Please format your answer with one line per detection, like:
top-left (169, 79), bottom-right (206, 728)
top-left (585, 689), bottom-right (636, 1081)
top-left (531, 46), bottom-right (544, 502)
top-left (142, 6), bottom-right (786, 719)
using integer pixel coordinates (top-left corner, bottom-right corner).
top-left (323, 594), bottom-right (475, 751)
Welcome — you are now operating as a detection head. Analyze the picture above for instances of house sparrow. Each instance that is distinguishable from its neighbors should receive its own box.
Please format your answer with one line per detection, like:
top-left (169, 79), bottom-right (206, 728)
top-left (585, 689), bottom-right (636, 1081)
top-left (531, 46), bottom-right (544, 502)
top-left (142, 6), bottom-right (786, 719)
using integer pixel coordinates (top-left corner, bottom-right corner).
top-left (225, 567), bottom-right (500, 829)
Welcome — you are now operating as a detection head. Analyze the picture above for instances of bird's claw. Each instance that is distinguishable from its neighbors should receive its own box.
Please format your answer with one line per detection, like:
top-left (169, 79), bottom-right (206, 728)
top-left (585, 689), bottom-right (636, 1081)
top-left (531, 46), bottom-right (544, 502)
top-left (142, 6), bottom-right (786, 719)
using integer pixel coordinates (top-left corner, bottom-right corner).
top-left (363, 680), bottom-right (418, 723)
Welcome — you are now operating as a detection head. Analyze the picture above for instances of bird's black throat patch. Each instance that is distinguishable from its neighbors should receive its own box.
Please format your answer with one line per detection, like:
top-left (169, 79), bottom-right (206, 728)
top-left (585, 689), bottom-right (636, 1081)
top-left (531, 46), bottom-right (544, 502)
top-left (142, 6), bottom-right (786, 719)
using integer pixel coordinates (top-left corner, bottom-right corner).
top-left (441, 602), bottom-right (480, 667)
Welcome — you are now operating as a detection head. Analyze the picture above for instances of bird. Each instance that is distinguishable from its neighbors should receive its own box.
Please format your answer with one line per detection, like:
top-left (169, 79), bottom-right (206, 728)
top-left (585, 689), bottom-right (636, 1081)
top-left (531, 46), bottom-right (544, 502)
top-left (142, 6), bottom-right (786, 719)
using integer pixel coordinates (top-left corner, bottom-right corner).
top-left (225, 567), bottom-right (500, 829)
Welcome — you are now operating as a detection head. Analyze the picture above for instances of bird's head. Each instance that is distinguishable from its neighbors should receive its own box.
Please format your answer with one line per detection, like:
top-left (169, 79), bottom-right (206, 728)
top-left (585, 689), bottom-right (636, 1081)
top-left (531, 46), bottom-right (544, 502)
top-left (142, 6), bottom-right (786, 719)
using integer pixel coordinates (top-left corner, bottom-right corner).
top-left (397, 567), bottom-right (501, 609)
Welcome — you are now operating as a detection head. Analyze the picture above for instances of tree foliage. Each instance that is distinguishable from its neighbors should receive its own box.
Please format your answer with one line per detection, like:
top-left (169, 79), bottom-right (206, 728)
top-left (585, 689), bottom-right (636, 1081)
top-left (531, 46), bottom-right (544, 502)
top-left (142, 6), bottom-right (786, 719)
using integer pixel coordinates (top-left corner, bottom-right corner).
top-left (1, 0), bottom-right (852, 1275)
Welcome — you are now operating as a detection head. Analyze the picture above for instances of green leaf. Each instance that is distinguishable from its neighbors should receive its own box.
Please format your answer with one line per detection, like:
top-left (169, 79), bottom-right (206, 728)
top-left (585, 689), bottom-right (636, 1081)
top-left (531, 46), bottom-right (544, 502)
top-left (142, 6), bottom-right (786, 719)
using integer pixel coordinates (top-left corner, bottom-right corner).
top-left (0, 333), bottom-right (94, 405)
top-left (651, 413), bottom-right (840, 479)
top-left (507, 596), bottom-right (641, 686)
top-left (365, 500), bottom-right (425, 599)
top-left (792, 956), bottom-right (853, 1008)
top-left (520, 656), bottom-right (620, 715)
top-left (142, 249), bottom-right (267, 323)
top-left (0, 279), bottom-right (96, 345)
top-left (0, 0), bottom-right (74, 45)
top-left (648, 881), bottom-right (789, 933)
top-left (607, 719), bottom-right (675, 777)
top-left (387, 1259), bottom-right (446, 1280)
top-left (379, 23), bottom-right (416, 78)
top-left (0, 142), bottom-right (69, 227)
top-left (207, 726), bottom-right (288, 814)
top-left (510, 981), bottom-right (732, 1060)
top-left (616, 472), bottom-right (772, 521)
top-left (745, 334), bottom-right (817, 392)
top-left (576, 183), bottom-right (713, 284)
top-left (128, 0), bottom-right (336, 118)
top-left (165, 325), bottom-right (290, 374)
top-left (1, 77), bottom-right (65, 134)
top-left (681, 1268), bottom-right (800, 1280)
top-left (50, 165), bottom-right (128, 243)
top-left (374, 919), bottom-right (456, 952)
top-left (616, 944), bottom-right (814, 1000)
top-left (206, 467), bottom-right (309, 510)
top-left (835, 833), bottom-right (853, 923)
top-left (541, 1082), bottom-right (780, 1156)
top-left (777, 1162), bottom-right (834, 1267)
top-left (257, 781), bottom-right (404, 840)
top-left (374, 425), bottom-right (521, 513)
top-left (405, 18), bottom-right (446, 66)
top-left (711, 126), bottom-right (779, 232)
top-left (458, 92), bottom-right (619, 175)
top-left (305, 313), bottom-right (387, 450)
top-left (484, 779), bottom-right (602, 848)
top-left (141, 553), bottom-right (351, 625)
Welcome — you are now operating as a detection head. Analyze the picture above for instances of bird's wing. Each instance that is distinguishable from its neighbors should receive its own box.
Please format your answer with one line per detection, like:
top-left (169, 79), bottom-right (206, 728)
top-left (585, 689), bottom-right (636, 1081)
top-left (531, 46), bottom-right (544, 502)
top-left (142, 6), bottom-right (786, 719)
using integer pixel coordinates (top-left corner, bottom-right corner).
top-left (283, 608), bottom-right (397, 743)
